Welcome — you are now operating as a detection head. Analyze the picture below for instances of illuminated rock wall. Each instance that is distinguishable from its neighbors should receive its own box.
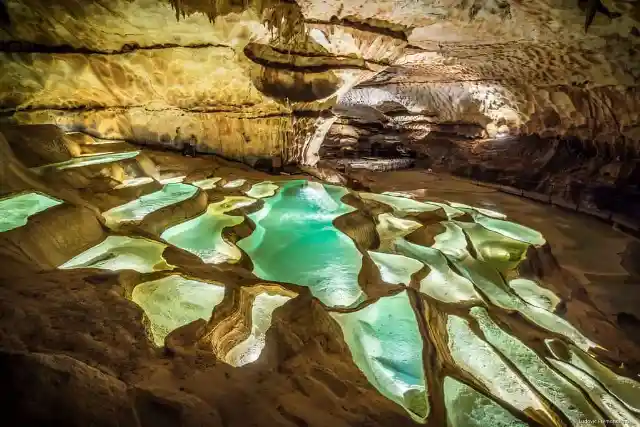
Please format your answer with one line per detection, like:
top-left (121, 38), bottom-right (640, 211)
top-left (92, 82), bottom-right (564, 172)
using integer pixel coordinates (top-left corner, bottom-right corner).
top-left (1, 0), bottom-right (637, 165)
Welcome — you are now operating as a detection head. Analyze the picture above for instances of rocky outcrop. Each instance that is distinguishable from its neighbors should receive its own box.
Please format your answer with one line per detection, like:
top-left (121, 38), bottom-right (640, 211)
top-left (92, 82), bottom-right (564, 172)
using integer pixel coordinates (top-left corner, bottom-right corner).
top-left (0, 351), bottom-right (139, 427)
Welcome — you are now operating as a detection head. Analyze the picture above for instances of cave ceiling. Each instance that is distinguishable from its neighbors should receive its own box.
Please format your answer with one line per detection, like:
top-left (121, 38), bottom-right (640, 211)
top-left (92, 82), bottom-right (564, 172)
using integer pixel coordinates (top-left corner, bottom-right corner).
top-left (0, 0), bottom-right (639, 164)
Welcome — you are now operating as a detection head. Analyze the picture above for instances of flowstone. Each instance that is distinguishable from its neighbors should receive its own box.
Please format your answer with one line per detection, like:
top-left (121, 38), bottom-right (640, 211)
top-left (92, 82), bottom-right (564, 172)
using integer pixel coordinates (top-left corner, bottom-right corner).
top-left (368, 251), bottom-right (423, 286)
top-left (224, 291), bottom-right (292, 366)
top-left (509, 278), bottom-right (561, 312)
top-left (42, 173), bottom-right (640, 426)
top-left (447, 201), bottom-right (507, 219)
top-left (444, 376), bottom-right (528, 427)
top-left (31, 151), bottom-right (140, 172)
top-left (191, 177), bottom-right (222, 190)
top-left (548, 359), bottom-right (640, 424)
top-left (392, 238), bottom-right (480, 303)
top-left (546, 339), bottom-right (640, 413)
top-left (360, 192), bottom-right (441, 216)
top-left (59, 235), bottom-right (172, 273)
top-left (470, 307), bottom-right (602, 424)
top-left (223, 179), bottom-right (246, 189)
top-left (114, 177), bottom-right (155, 189)
top-left (446, 315), bottom-right (550, 417)
top-left (245, 181), bottom-right (279, 199)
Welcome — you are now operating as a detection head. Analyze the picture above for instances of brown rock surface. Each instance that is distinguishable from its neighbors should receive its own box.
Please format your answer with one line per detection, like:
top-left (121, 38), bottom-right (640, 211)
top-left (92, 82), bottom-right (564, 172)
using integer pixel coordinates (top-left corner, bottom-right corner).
top-left (0, 351), bottom-right (139, 427)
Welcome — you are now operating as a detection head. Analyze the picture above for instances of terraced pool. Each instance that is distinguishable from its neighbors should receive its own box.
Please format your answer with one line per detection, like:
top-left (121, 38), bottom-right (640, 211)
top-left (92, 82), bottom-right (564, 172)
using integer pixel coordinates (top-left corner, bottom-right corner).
top-left (0, 192), bottom-right (63, 232)
top-left (52, 177), bottom-right (640, 426)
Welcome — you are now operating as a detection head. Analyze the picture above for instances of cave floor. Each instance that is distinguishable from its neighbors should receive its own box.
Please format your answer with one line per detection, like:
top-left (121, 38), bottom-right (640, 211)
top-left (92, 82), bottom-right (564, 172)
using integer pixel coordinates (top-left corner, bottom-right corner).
top-left (1, 134), bottom-right (639, 427)
top-left (353, 169), bottom-right (640, 361)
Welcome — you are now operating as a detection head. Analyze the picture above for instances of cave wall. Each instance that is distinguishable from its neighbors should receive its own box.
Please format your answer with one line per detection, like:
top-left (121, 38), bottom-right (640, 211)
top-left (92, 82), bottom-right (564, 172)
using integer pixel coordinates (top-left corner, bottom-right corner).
top-left (0, 0), bottom-right (639, 166)
top-left (0, 0), bottom-right (391, 163)
top-left (337, 38), bottom-right (640, 148)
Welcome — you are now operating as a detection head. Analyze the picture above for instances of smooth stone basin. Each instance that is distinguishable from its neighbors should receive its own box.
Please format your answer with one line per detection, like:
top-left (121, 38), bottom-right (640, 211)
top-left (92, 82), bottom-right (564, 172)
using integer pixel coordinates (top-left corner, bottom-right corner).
top-left (46, 174), bottom-right (635, 426)
top-left (238, 180), bottom-right (364, 308)
top-left (470, 307), bottom-right (602, 424)
top-left (161, 196), bottom-right (256, 264)
top-left (471, 212), bottom-right (546, 246)
top-left (0, 192), bottom-right (63, 232)
top-left (433, 222), bottom-right (596, 351)
top-left (59, 235), bottom-right (172, 273)
top-left (225, 291), bottom-right (292, 366)
top-left (102, 183), bottom-right (198, 228)
top-left (115, 177), bottom-right (155, 189)
top-left (244, 181), bottom-right (279, 199)
top-left (132, 275), bottom-right (226, 346)
top-left (455, 220), bottom-right (530, 274)
top-left (376, 213), bottom-right (422, 248)
top-left (444, 376), bottom-right (527, 427)
top-left (159, 175), bottom-right (186, 184)
top-left (368, 251), bottom-right (422, 286)
top-left (360, 192), bottom-right (441, 216)
top-left (446, 315), bottom-right (550, 418)
top-left (191, 177), bottom-right (222, 190)
top-left (223, 179), bottom-right (246, 189)
top-left (547, 359), bottom-right (639, 424)
top-left (331, 291), bottom-right (428, 422)
top-left (31, 151), bottom-right (140, 172)
top-left (546, 339), bottom-right (640, 414)
top-left (509, 278), bottom-right (561, 312)
top-left (448, 201), bottom-right (507, 219)
top-left (392, 238), bottom-right (480, 304)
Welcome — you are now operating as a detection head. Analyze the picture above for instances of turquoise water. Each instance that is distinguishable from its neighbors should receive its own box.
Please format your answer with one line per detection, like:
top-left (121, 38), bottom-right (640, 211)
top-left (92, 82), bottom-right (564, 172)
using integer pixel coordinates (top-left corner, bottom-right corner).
top-left (103, 183), bottom-right (198, 228)
top-left (224, 291), bottom-right (292, 366)
top-left (238, 180), bottom-right (364, 308)
top-left (191, 177), bottom-right (222, 190)
top-left (444, 376), bottom-right (527, 427)
top-left (245, 181), bottom-right (279, 199)
top-left (132, 274), bottom-right (226, 346)
top-left (470, 307), bottom-right (602, 424)
top-left (331, 291), bottom-right (428, 422)
top-left (161, 196), bottom-right (256, 264)
top-left (0, 192), bottom-right (63, 232)
top-left (59, 235), bottom-right (172, 273)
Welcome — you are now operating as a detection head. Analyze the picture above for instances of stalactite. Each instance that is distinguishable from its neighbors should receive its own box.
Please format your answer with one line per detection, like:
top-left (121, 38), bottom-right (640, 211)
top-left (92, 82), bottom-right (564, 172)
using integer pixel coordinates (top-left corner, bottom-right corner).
top-left (263, 1), bottom-right (307, 48)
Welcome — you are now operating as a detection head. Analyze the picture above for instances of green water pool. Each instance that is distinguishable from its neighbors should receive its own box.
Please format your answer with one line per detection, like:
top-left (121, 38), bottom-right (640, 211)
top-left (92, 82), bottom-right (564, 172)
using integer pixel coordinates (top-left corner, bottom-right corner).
top-left (103, 183), bottom-right (198, 228)
top-left (237, 180), bottom-right (364, 308)
top-left (0, 192), bottom-right (63, 232)
top-left (161, 196), bottom-right (257, 264)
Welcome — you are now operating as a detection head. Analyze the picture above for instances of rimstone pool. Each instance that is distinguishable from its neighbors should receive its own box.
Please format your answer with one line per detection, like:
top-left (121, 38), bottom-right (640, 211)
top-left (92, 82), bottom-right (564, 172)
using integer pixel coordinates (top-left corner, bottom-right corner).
top-left (1, 157), bottom-right (638, 425)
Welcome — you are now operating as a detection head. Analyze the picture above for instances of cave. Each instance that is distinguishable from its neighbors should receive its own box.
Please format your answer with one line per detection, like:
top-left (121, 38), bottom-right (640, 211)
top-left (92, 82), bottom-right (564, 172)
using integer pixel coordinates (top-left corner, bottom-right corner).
top-left (1, 1), bottom-right (640, 426)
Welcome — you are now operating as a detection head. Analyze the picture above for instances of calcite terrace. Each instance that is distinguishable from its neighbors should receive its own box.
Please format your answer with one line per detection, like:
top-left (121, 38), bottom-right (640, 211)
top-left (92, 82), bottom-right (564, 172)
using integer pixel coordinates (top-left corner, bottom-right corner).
top-left (1, 125), bottom-right (639, 426)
